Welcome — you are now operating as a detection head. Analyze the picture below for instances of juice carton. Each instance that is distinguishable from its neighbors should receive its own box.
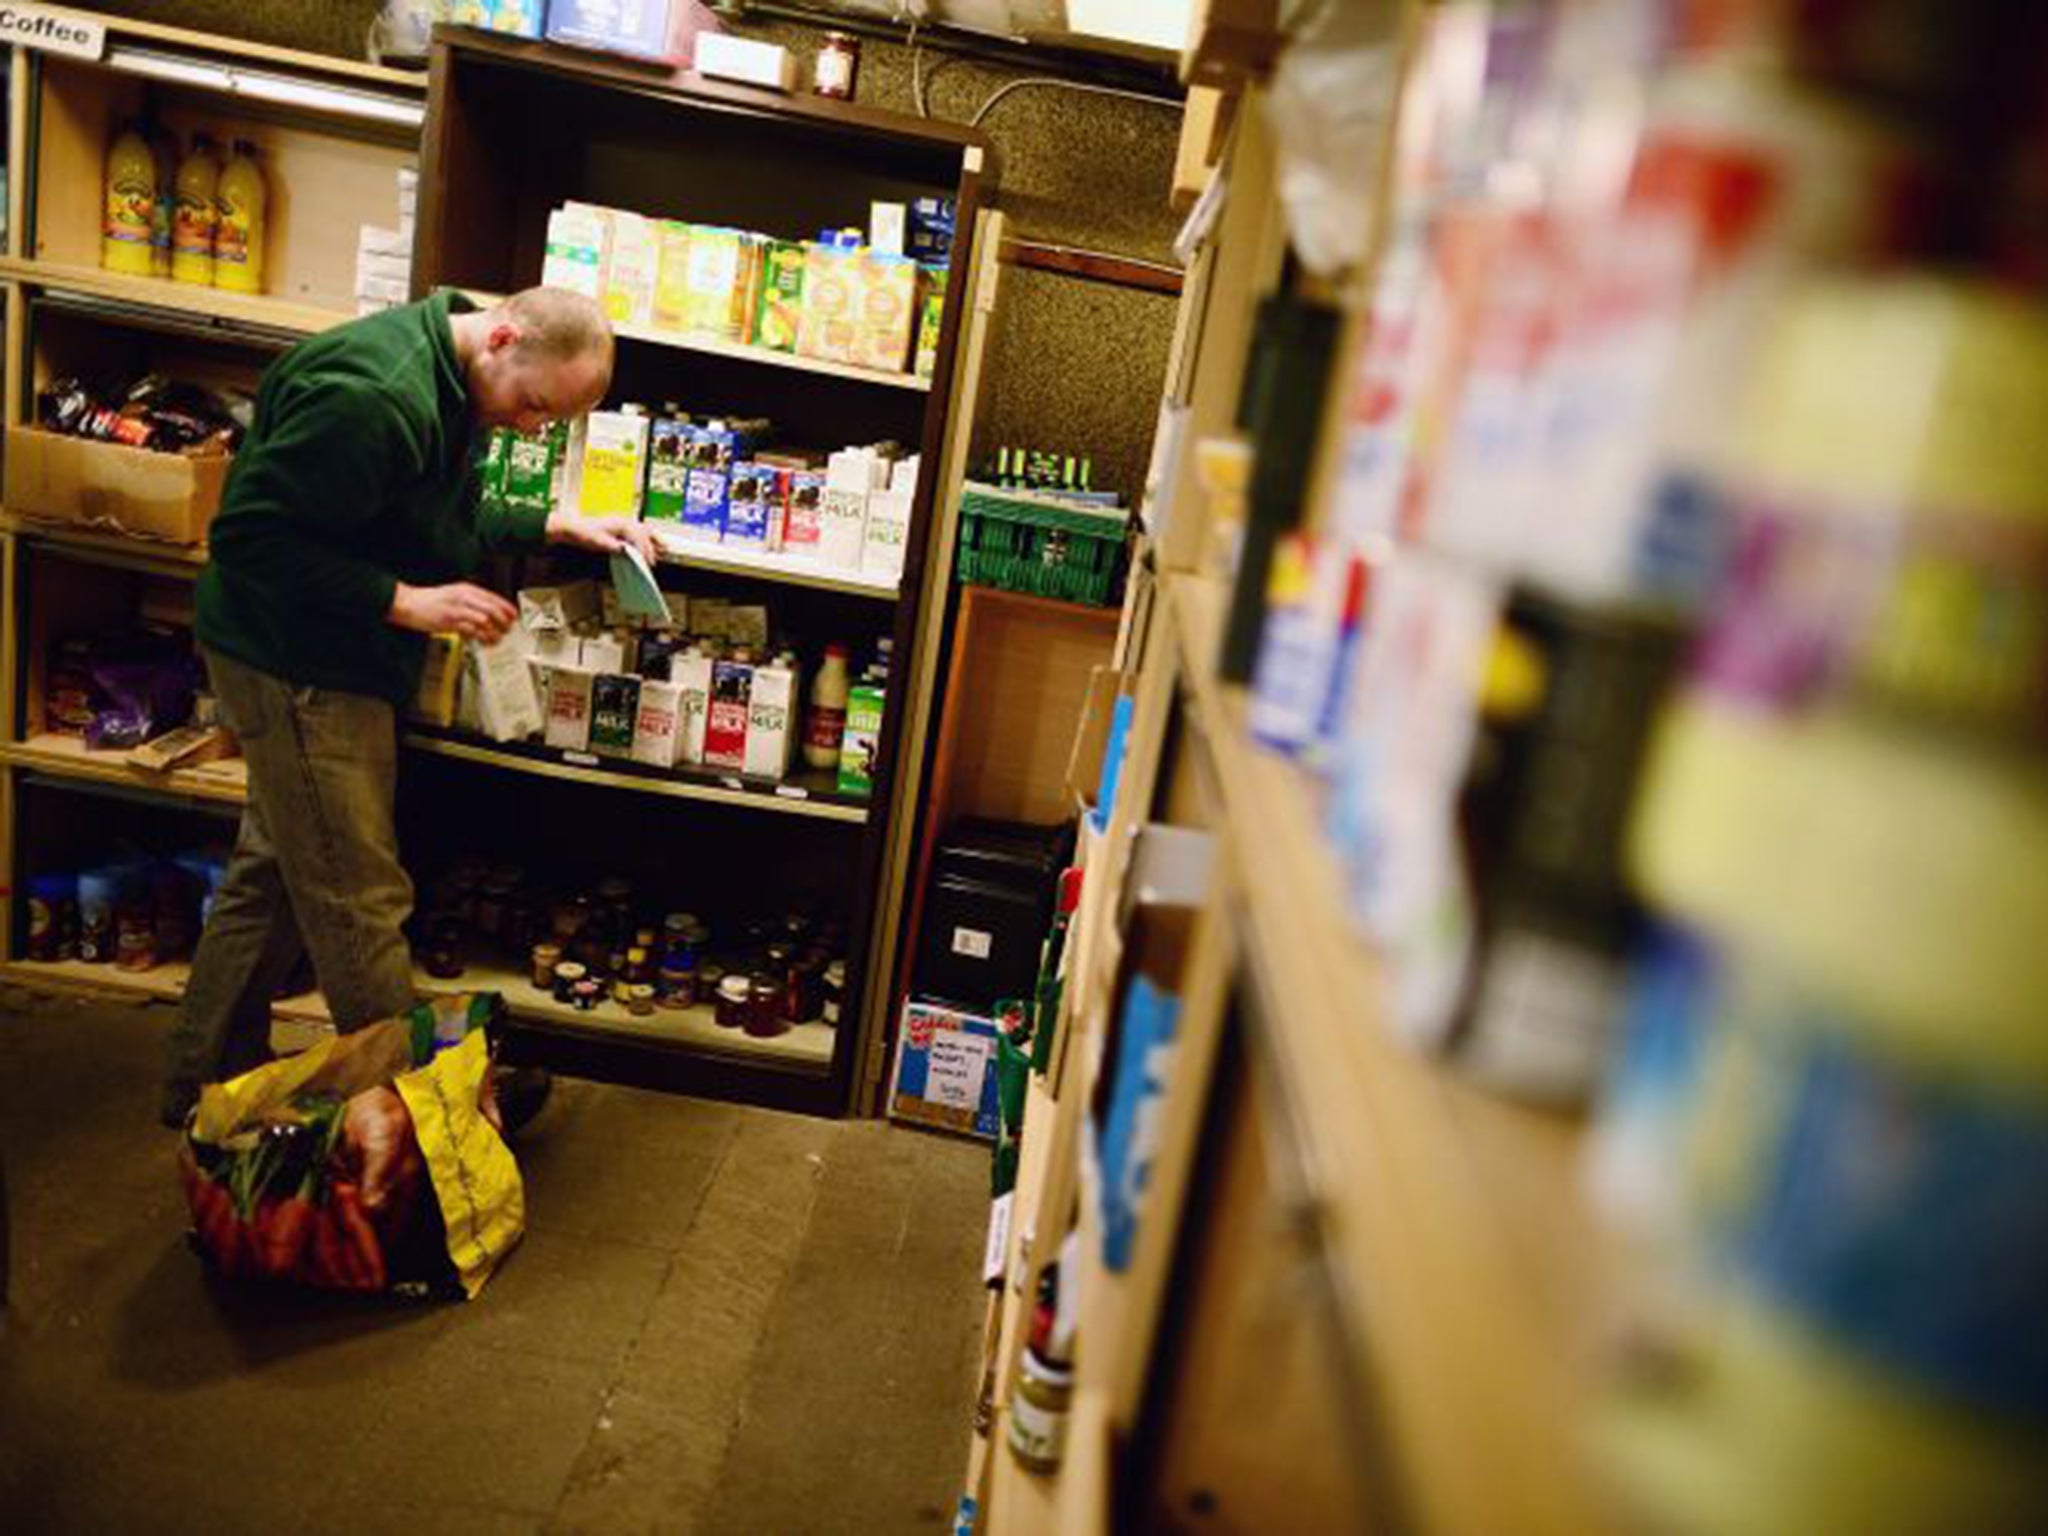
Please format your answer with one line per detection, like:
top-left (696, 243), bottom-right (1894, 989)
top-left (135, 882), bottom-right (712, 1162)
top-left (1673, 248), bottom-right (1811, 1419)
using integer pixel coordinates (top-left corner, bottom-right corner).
top-left (754, 240), bottom-right (807, 353)
top-left (604, 211), bottom-right (658, 328)
top-left (838, 681), bottom-right (885, 795)
top-left (576, 409), bottom-right (651, 518)
top-left (680, 225), bottom-right (750, 338)
top-left (914, 266), bottom-right (948, 381)
top-left (853, 252), bottom-right (919, 374)
top-left (653, 220), bottom-right (693, 331)
top-left (501, 421), bottom-right (567, 514)
top-left (704, 658), bottom-right (752, 770)
top-left (798, 242), bottom-right (863, 364)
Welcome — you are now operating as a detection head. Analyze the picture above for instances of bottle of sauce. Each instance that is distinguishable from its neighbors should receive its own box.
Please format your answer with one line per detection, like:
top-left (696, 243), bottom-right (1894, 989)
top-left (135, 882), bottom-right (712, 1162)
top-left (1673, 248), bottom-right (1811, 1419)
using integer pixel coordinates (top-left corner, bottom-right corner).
top-left (213, 138), bottom-right (267, 294)
top-left (171, 133), bottom-right (221, 286)
top-left (101, 120), bottom-right (157, 276)
top-left (804, 642), bottom-right (850, 770)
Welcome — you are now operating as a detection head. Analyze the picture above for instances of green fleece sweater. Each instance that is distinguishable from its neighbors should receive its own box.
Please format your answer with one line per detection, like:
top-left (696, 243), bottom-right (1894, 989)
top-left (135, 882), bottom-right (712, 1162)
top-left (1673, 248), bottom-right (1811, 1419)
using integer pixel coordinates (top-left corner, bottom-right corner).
top-left (196, 291), bottom-right (549, 705)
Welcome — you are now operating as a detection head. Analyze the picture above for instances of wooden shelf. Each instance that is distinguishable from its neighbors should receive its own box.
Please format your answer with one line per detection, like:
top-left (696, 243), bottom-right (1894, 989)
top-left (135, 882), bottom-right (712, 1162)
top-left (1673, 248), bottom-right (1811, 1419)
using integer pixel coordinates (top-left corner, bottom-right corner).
top-left (648, 528), bottom-right (902, 599)
top-left (456, 288), bottom-right (931, 394)
top-left (1, 512), bottom-right (208, 574)
top-left (615, 317), bottom-right (933, 393)
top-left (5, 732), bottom-right (248, 806)
top-left (451, 958), bottom-right (835, 1070)
top-left (0, 954), bottom-right (832, 1070)
top-left (0, 257), bottom-right (354, 338)
top-left (0, 956), bottom-right (331, 1025)
top-left (401, 726), bottom-right (871, 824)
top-left (1164, 573), bottom-right (1617, 1536)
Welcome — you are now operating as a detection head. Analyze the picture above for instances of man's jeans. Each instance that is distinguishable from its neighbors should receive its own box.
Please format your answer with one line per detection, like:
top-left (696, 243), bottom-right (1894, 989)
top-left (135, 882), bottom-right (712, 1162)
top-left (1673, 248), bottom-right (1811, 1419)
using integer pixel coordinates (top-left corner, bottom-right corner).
top-left (163, 648), bottom-right (419, 1119)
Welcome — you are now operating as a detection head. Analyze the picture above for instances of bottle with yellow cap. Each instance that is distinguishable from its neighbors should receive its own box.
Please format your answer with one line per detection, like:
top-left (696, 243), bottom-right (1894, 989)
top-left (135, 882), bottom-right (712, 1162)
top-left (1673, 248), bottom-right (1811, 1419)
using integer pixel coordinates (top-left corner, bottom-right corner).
top-left (170, 132), bottom-right (221, 286)
top-left (213, 138), bottom-right (267, 295)
top-left (101, 119), bottom-right (156, 276)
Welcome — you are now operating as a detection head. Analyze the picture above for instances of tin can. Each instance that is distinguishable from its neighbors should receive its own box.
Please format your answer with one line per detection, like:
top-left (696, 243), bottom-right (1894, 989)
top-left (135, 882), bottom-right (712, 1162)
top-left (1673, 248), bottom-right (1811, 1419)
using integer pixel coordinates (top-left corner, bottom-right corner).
top-left (531, 941), bottom-right (562, 990)
top-left (627, 983), bottom-right (657, 1017)
top-left (552, 960), bottom-right (588, 1004)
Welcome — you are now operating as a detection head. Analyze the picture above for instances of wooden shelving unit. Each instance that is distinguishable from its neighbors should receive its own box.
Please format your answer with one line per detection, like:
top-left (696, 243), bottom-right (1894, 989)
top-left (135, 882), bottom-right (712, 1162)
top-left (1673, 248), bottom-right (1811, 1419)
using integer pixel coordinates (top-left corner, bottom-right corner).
top-left (3, 730), bottom-right (248, 806)
top-left (962, 59), bottom-right (1619, 1536)
top-left (613, 316), bottom-right (935, 394)
top-left (647, 529), bottom-right (902, 600)
top-left (0, 256), bottom-right (350, 338)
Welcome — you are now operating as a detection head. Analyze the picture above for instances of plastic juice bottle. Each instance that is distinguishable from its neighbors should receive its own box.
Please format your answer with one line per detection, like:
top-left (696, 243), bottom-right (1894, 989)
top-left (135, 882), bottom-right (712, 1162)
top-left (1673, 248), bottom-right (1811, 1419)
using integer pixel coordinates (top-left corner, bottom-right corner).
top-left (170, 133), bottom-right (221, 286)
top-left (803, 643), bottom-right (850, 770)
top-left (148, 125), bottom-right (176, 277)
top-left (101, 120), bottom-right (157, 276)
top-left (213, 138), bottom-right (266, 294)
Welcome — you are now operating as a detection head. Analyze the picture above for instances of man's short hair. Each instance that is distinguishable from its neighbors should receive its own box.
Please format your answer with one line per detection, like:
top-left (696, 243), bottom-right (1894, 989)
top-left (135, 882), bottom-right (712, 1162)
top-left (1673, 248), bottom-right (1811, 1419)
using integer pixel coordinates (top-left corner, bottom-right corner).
top-left (503, 287), bottom-right (613, 366)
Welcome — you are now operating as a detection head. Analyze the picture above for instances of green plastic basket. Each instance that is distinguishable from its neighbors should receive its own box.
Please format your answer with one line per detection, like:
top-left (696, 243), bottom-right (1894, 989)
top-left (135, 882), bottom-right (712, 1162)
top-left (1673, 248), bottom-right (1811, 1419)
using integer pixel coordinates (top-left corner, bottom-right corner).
top-left (955, 483), bottom-right (1131, 607)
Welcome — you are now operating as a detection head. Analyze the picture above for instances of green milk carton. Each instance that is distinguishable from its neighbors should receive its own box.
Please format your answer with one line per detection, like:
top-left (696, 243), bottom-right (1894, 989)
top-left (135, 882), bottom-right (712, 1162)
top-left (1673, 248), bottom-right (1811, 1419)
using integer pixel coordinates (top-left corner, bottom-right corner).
top-left (837, 682), bottom-right (885, 796)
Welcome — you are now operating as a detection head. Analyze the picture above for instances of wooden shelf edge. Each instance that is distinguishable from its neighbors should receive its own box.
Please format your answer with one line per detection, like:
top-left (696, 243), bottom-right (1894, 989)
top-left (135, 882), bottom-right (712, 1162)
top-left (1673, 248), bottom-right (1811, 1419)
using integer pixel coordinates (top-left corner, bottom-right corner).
top-left (0, 511), bottom-right (208, 571)
top-left (0, 257), bottom-right (351, 336)
top-left (5, 737), bottom-right (249, 806)
top-left (96, 12), bottom-right (433, 93)
top-left (401, 729), bottom-right (872, 824)
top-left (649, 533), bottom-right (903, 599)
top-left (614, 319), bottom-right (933, 392)
top-left (1160, 573), bottom-right (1620, 1536)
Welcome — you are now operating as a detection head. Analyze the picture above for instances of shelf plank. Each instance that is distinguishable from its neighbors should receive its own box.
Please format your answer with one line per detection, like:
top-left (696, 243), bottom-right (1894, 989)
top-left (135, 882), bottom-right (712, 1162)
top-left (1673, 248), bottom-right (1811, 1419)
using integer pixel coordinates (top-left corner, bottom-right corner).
top-left (615, 317), bottom-right (933, 392)
top-left (0, 954), bottom-right (832, 1070)
top-left (1165, 574), bottom-right (1620, 1536)
top-left (455, 287), bottom-right (931, 394)
top-left (985, 1408), bottom-right (1065, 1536)
top-left (402, 727), bottom-right (871, 824)
top-left (648, 529), bottom-right (902, 598)
top-left (1, 512), bottom-right (207, 574)
top-left (450, 959), bottom-right (836, 1070)
top-left (5, 732), bottom-right (248, 806)
top-left (0, 257), bottom-right (353, 337)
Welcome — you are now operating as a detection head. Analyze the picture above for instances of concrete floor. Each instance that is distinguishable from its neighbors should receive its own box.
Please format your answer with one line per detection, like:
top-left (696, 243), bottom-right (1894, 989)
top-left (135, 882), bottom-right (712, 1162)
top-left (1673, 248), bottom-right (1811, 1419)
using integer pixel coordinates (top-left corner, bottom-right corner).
top-left (0, 990), bottom-right (992, 1535)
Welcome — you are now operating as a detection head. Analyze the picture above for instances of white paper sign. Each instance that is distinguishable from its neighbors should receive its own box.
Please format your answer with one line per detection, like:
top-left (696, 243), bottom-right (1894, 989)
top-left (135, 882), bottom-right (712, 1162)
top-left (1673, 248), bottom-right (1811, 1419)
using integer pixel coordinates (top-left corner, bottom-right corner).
top-left (982, 1191), bottom-right (1013, 1287)
top-left (926, 1029), bottom-right (993, 1113)
top-left (0, 5), bottom-right (105, 59)
top-left (951, 926), bottom-right (993, 960)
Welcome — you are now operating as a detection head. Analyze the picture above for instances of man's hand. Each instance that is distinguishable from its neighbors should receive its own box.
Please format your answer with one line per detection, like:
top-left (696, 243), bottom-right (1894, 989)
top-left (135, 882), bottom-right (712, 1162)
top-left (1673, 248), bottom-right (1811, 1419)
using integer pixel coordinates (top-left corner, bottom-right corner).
top-left (547, 511), bottom-right (660, 565)
top-left (389, 581), bottom-right (517, 643)
top-left (339, 1086), bottom-right (423, 1215)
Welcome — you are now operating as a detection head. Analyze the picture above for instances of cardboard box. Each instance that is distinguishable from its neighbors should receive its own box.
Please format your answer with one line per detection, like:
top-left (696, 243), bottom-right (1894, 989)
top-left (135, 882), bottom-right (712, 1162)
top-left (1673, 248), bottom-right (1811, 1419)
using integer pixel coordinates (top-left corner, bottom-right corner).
top-left (695, 32), bottom-right (795, 90)
top-left (4, 427), bottom-right (229, 544)
top-left (645, 416), bottom-right (691, 525)
top-left (797, 243), bottom-right (862, 364)
top-left (783, 468), bottom-right (826, 556)
top-left (632, 677), bottom-right (685, 766)
top-left (838, 681), bottom-right (884, 795)
top-left (588, 672), bottom-right (642, 757)
top-left (652, 221), bottom-right (693, 331)
top-left (541, 203), bottom-right (612, 301)
top-left (753, 240), bottom-right (806, 353)
top-left (704, 658), bottom-right (751, 769)
top-left (576, 409), bottom-right (650, 518)
top-left (546, 0), bottom-right (719, 66)
top-left (519, 581), bottom-right (599, 634)
top-left (671, 649), bottom-right (713, 764)
top-left (723, 462), bottom-right (776, 549)
top-left (853, 252), bottom-right (919, 374)
top-left (466, 630), bottom-right (543, 743)
top-left (1065, 666), bottom-right (1132, 817)
top-left (888, 1000), bottom-right (1001, 1140)
top-left (541, 664), bottom-right (596, 751)
top-left (603, 210), bottom-right (658, 328)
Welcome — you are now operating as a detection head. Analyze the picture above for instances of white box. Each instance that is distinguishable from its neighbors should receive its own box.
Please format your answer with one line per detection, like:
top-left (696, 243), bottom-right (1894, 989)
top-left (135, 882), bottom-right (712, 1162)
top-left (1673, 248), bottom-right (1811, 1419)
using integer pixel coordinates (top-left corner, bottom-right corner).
top-left (467, 630), bottom-right (542, 743)
top-left (820, 487), bottom-right (868, 570)
top-left (578, 631), bottom-right (631, 675)
top-left (540, 664), bottom-right (596, 751)
top-left (541, 203), bottom-right (613, 301)
top-left (358, 224), bottom-right (410, 259)
top-left (633, 677), bottom-right (685, 767)
top-left (694, 33), bottom-right (797, 91)
top-left (671, 650), bottom-right (714, 765)
top-left (519, 582), bottom-right (599, 633)
top-left (743, 658), bottom-right (799, 780)
top-left (355, 272), bottom-right (411, 304)
top-left (861, 486), bottom-right (913, 583)
top-left (870, 200), bottom-right (907, 258)
top-left (356, 249), bottom-right (413, 285)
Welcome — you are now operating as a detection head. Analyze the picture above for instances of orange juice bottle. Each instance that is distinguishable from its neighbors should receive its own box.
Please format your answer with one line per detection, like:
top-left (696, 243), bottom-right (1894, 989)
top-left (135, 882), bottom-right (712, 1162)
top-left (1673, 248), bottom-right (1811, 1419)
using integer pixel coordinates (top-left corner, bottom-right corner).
top-left (170, 132), bottom-right (221, 285)
top-left (101, 120), bottom-right (156, 276)
top-left (213, 139), bottom-right (267, 294)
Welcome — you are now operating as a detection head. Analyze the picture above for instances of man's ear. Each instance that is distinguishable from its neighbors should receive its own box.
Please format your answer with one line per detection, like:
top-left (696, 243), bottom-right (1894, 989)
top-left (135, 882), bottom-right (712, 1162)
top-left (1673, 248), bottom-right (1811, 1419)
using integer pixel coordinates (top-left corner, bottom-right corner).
top-left (487, 321), bottom-right (523, 355)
